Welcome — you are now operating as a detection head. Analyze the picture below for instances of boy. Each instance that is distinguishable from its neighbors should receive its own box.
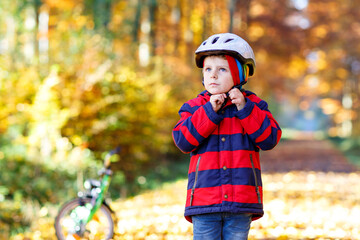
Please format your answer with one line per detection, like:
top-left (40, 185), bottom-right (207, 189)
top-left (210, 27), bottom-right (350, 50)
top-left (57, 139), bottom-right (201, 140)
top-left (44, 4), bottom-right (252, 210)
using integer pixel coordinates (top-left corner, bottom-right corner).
top-left (172, 33), bottom-right (282, 240)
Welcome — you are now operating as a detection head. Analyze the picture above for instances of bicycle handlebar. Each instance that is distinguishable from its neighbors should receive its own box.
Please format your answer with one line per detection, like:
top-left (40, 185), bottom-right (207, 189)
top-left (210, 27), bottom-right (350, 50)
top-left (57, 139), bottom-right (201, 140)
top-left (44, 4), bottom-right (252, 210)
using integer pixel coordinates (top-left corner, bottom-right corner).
top-left (104, 147), bottom-right (121, 168)
top-left (109, 146), bottom-right (121, 156)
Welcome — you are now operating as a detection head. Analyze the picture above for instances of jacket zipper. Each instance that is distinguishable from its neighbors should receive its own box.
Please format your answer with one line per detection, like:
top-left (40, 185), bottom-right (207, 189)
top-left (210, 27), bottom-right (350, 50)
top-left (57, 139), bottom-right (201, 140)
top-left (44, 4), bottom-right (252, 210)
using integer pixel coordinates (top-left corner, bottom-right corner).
top-left (190, 156), bottom-right (201, 206)
top-left (250, 154), bottom-right (261, 204)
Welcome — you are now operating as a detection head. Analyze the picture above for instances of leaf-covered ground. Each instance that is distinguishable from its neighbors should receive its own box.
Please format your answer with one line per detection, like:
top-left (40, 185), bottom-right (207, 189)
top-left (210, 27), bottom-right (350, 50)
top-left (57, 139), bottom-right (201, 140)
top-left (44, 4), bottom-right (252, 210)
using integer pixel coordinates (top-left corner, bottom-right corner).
top-left (11, 140), bottom-right (360, 239)
top-left (11, 171), bottom-right (360, 240)
top-left (111, 171), bottom-right (360, 240)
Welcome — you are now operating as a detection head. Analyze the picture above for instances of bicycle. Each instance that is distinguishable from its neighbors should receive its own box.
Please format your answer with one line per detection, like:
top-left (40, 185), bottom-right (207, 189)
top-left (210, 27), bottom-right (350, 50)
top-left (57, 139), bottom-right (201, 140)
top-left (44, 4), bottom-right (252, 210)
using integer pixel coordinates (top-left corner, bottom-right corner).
top-left (54, 147), bottom-right (120, 240)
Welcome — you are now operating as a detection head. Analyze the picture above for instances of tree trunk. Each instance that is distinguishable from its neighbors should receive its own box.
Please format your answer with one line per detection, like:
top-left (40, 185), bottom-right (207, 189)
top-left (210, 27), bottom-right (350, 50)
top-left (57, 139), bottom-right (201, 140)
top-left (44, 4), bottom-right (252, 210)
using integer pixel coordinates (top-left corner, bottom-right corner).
top-left (148, 0), bottom-right (157, 57)
top-left (133, 0), bottom-right (142, 43)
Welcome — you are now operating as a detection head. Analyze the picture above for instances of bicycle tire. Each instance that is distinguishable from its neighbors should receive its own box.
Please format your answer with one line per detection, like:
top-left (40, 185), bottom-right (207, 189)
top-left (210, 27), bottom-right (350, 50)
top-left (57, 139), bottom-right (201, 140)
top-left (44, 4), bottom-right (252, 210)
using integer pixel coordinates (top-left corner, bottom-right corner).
top-left (55, 198), bottom-right (114, 240)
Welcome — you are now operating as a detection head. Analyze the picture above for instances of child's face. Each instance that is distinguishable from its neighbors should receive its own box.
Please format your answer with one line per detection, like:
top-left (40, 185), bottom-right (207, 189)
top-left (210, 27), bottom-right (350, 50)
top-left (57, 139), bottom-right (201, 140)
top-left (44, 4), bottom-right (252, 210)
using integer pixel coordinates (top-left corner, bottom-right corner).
top-left (203, 56), bottom-right (234, 95)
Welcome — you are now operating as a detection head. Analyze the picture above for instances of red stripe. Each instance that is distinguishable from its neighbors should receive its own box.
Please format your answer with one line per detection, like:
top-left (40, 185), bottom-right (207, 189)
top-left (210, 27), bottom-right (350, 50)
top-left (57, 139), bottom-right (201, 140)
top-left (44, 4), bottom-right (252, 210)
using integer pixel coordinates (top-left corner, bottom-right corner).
top-left (191, 107), bottom-right (217, 137)
top-left (186, 185), bottom-right (262, 207)
top-left (187, 93), bottom-right (210, 107)
top-left (179, 111), bottom-right (192, 120)
top-left (250, 152), bottom-right (261, 169)
top-left (180, 125), bottom-right (199, 146)
top-left (186, 187), bottom-right (222, 206)
top-left (218, 118), bottom-right (244, 135)
top-left (184, 116), bottom-right (245, 136)
top-left (256, 125), bottom-right (272, 143)
top-left (225, 55), bottom-right (240, 86)
top-left (247, 94), bottom-right (262, 104)
top-left (233, 185), bottom-right (263, 204)
top-left (188, 151), bottom-right (260, 173)
top-left (241, 105), bottom-right (266, 134)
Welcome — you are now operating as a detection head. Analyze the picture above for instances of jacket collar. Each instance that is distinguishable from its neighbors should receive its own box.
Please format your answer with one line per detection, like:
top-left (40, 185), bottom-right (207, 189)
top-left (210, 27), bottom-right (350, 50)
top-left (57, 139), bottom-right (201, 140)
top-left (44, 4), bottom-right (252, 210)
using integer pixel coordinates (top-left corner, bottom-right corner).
top-left (198, 90), bottom-right (233, 108)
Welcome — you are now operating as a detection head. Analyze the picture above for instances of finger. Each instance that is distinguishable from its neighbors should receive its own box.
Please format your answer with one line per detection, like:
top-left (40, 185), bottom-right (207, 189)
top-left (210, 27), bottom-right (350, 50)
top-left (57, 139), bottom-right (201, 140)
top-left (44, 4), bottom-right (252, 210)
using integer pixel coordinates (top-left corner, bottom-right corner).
top-left (212, 96), bottom-right (221, 105)
top-left (215, 94), bottom-right (225, 101)
top-left (231, 90), bottom-right (243, 99)
top-left (216, 97), bottom-right (224, 105)
top-left (229, 93), bottom-right (237, 100)
top-left (229, 88), bottom-right (239, 94)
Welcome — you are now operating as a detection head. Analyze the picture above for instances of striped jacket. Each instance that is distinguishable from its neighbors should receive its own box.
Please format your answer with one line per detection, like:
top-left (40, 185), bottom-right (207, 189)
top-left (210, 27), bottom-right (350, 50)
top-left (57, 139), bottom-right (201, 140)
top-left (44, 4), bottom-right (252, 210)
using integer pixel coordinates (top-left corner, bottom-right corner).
top-left (172, 90), bottom-right (281, 222)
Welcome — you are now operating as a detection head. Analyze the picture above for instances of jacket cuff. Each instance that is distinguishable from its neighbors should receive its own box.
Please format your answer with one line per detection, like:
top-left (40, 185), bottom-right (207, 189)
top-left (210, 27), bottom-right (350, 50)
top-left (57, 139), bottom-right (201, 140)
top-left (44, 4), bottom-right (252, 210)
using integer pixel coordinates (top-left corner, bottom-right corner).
top-left (203, 102), bottom-right (224, 124)
top-left (235, 99), bottom-right (255, 120)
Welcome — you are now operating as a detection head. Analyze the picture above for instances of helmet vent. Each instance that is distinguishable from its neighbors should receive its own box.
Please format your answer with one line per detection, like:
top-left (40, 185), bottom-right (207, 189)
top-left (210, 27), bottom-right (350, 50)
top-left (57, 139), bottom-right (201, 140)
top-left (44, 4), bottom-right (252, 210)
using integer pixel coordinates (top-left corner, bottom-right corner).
top-left (195, 33), bottom-right (256, 75)
top-left (212, 37), bottom-right (219, 44)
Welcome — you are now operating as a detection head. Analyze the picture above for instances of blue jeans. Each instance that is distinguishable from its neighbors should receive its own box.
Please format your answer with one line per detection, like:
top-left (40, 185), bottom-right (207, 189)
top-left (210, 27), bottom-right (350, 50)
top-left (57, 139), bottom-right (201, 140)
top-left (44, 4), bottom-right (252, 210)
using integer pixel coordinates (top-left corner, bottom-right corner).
top-left (192, 213), bottom-right (252, 240)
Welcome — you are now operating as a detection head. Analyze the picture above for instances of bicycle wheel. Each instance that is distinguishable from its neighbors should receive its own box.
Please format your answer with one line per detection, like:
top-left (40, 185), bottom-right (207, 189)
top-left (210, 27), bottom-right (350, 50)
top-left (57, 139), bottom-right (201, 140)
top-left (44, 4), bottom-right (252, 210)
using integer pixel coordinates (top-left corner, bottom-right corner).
top-left (55, 198), bottom-right (114, 240)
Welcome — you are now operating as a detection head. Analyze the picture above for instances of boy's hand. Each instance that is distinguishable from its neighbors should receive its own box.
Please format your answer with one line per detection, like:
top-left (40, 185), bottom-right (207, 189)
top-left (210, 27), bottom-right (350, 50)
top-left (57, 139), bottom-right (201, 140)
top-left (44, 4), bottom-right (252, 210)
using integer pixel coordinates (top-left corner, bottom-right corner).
top-left (229, 88), bottom-right (246, 110)
top-left (210, 93), bottom-right (227, 112)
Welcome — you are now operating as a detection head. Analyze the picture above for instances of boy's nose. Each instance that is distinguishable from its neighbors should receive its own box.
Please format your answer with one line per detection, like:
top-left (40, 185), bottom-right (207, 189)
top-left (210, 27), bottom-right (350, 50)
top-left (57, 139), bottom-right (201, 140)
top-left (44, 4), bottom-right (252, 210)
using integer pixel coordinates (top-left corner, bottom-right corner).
top-left (210, 71), bottom-right (217, 79)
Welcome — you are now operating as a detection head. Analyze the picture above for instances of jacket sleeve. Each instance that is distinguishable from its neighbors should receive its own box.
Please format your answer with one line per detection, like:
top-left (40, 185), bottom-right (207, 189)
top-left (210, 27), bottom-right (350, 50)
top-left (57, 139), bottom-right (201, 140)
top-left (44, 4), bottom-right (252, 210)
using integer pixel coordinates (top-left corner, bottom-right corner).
top-left (235, 94), bottom-right (282, 150)
top-left (172, 101), bottom-right (223, 153)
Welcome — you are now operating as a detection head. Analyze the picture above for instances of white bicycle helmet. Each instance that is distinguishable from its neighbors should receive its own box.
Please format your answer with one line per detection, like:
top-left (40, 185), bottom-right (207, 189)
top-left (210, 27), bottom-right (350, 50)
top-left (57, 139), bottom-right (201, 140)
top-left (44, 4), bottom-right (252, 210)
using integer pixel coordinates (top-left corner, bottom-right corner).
top-left (195, 33), bottom-right (256, 76)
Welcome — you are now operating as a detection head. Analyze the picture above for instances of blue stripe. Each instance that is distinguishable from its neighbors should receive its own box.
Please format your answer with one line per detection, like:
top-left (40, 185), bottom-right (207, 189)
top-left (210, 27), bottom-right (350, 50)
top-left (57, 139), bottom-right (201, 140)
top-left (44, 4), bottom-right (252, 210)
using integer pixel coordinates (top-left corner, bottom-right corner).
top-left (221, 200), bottom-right (263, 211)
top-left (175, 104), bottom-right (210, 151)
top-left (186, 119), bottom-right (206, 143)
top-left (172, 130), bottom-right (196, 153)
top-left (250, 116), bottom-right (271, 140)
top-left (257, 127), bottom-right (279, 150)
top-left (256, 100), bottom-right (268, 110)
top-left (235, 59), bottom-right (245, 84)
top-left (181, 103), bottom-right (201, 114)
top-left (203, 102), bottom-right (224, 125)
top-left (187, 168), bottom-right (262, 190)
top-left (191, 133), bottom-right (258, 155)
top-left (235, 100), bottom-right (255, 120)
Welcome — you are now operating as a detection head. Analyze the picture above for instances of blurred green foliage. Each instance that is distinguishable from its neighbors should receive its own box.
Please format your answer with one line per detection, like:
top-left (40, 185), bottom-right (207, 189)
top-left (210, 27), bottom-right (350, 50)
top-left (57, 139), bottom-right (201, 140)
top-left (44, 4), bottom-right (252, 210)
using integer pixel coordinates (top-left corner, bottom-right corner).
top-left (329, 137), bottom-right (360, 167)
top-left (0, 149), bottom-right (75, 234)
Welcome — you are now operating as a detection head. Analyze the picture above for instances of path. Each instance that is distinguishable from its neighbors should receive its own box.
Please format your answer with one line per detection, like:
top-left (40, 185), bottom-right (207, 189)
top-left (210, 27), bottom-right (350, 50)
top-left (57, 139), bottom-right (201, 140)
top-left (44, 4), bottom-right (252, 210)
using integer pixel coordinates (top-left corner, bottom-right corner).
top-left (260, 139), bottom-right (359, 173)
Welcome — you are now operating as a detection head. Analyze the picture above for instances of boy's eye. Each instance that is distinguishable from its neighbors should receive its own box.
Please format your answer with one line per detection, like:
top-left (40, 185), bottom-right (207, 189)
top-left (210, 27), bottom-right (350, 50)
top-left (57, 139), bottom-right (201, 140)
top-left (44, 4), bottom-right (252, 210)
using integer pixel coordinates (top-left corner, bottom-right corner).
top-left (205, 67), bottom-right (211, 72)
top-left (219, 68), bottom-right (227, 72)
